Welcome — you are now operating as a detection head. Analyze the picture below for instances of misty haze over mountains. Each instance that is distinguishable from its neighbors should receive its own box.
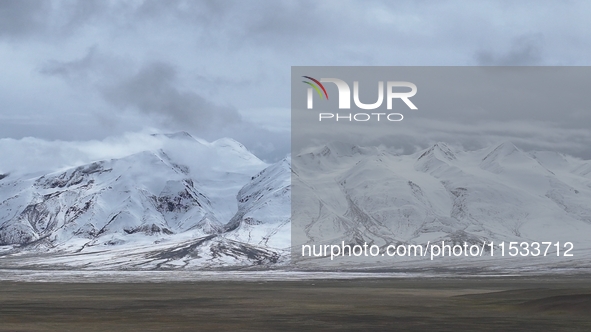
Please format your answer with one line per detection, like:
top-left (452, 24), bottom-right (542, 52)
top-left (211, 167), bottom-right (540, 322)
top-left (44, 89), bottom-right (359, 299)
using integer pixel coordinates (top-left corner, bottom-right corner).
top-left (0, 133), bottom-right (590, 271)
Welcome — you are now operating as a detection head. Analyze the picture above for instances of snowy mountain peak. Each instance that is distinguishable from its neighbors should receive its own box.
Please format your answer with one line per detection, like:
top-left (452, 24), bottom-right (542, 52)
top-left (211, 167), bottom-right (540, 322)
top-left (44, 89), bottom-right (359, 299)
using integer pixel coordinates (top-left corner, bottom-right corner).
top-left (573, 162), bottom-right (591, 177)
top-left (224, 155), bottom-right (290, 240)
top-left (300, 142), bottom-right (356, 159)
top-left (293, 140), bottom-right (591, 271)
top-left (212, 137), bottom-right (246, 149)
top-left (4, 136), bottom-right (591, 271)
top-left (414, 142), bottom-right (457, 173)
top-left (211, 137), bottom-right (262, 163)
top-left (0, 133), bottom-right (292, 269)
top-left (304, 142), bottom-right (381, 160)
top-left (479, 141), bottom-right (554, 175)
top-left (482, 141), bottom-right (520, 162)
top-left (294, 142), bottom-right (385, 173)
top-left (417, 142), bottom-right (456, 162)
top-left (325, 141), bottom-right (359, 157)
top-left (151, 131), bottom-right (196, 141)
top-left (529, 151), bottom-right (570, 172)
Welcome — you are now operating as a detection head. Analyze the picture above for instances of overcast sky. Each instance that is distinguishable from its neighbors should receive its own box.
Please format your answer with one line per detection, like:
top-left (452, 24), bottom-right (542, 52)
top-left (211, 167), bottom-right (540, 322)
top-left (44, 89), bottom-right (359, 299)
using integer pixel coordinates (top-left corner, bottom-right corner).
top-left (292, 66), bottom-right (591, 159)
top-left (1, 0), bottom-right (591, 162)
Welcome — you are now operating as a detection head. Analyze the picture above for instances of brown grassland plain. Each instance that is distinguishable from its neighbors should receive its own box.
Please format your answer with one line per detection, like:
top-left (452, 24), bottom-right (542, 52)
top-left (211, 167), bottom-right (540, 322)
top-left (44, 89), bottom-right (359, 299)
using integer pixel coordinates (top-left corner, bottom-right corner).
top-left (0, 276), bottom-right (590, 331)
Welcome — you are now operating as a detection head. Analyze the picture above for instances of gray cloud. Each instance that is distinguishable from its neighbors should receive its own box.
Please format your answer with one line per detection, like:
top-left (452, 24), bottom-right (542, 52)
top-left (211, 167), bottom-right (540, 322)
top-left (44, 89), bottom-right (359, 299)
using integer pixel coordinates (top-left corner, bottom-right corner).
top-left (39, 48), bottom-right (238, 129)
top-left (2, 0), bottom-right (591, 162)
top-left (476, 34), bottom-right (544, 65)
top-left (0, 0), bottom-right (49, 37)
top-left (291, 66), bottom-right (591, 160)
top-left (100, 61), bottom-right (242, 132)
top-left (97, 61), bottom-right (291, 161)
top-left (39, 45), bottom-right (100, 80)
top-left (39, 48), bottom-right (288, 161)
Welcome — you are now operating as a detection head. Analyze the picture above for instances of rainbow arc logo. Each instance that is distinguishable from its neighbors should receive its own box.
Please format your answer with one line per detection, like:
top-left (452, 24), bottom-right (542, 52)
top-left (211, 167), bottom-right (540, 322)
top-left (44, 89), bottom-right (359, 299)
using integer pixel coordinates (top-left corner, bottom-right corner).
top-left (302, 76), bottom-right (328, 100)
top-left (301, 75), bottom-right (417, 115)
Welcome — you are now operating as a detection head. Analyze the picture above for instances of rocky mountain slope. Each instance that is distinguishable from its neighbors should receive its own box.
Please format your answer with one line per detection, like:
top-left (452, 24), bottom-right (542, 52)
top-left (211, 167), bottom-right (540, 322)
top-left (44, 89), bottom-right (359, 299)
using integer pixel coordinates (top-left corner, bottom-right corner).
top-left (1, 134), bottom-right (590, 272)
top-left (0, 133), bottom-right (290, 269)
top-left (292, 141), bottom-right (591, 270)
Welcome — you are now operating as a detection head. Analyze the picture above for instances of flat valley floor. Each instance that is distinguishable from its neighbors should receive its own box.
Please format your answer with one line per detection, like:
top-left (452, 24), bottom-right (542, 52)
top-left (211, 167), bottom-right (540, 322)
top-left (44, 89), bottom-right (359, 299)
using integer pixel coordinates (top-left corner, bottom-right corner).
top-left (1, 276), bottom-right (590, 331)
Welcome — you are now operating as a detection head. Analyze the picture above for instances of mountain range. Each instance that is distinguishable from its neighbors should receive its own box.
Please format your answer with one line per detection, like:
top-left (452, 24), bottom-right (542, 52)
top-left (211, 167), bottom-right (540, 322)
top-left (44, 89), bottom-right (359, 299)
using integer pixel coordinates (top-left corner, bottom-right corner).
top-left (0, 133), bottom-right (290, 269)
top-left (292, 140), bottom-right (591, 271)
top-left (1, 133), bottom-right (590, 272)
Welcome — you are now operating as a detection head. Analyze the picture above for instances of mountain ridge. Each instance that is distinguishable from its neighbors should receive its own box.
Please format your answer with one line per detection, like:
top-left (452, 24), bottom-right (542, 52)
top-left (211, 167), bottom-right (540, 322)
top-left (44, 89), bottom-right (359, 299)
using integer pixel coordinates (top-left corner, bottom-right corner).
top-left (0, 133), bottom-right (290, 269)
top-left (292, 140), bottom-right (591, 269)
top-left (2, 136), bottom-right (591, 271)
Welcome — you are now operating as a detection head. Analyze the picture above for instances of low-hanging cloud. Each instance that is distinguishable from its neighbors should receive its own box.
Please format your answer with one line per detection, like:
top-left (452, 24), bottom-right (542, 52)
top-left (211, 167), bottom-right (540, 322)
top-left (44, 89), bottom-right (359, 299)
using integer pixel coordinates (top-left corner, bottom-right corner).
top-left (99, 61), bottom-right (242, 132)
top-left (4, 0), bottom-right (591, 163)
top-left (39, 49), bottom-right (289, 161)
top-left (0, 131), bottom-right (163, 176)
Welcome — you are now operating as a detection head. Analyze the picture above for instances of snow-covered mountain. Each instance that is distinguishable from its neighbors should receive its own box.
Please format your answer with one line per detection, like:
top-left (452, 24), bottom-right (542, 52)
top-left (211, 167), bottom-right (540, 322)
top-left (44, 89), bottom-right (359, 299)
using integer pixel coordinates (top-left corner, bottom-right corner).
top-left (224, 156), bottom-right (291, 248)
top-left (292, 141), bottom-right (591, 270)
top-left (2, 135), bottom-right (590, 272)
top-left (0, 133), bottom-right (290, 269)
